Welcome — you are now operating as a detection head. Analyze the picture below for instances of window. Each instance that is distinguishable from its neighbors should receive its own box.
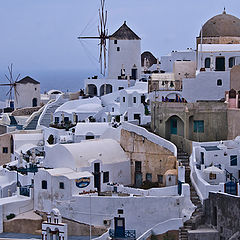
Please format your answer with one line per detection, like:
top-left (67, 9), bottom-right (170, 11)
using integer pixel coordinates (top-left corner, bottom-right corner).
top-left (55, 117), bottom-right (59, 124)
top-left (86, 135), bottom-right (95, 140)
top-left (141, 95), bottom-right (145, 104)
top-left (158, 175), bottom-right (163, 184)
top-left (217, 79), bottom-right (222, 86)
top-left (64, 117), bottom-right (69, 123)
top-left (230, 155), bottom-right (237, 166)
top-left (42, 180), bottom-right (47, 189)
top-left (146, 173), bottom-right (152, 182)
top-left (118, 209), bottom-right (124, 214)
top-left (112, 108), bottom-right (114, 112)
top-left (133, 97), bottom-right (137, 103)
top-left (103, 172), bottom-right (109, 183)
top-left (118, 87), bottom-right (124, 90)
top-left (117, 47), bottom-right (120, 51)
top-left (59, 182), bottom-right (64, 189)
top-left (123, 97), bottom-right (125, 102)
top-left (114, 40), bottom-right (117, 44)
top-left (135, 161), bottom-right (142, 173)
top-left (194, 120), bottom-right (204, 133)
top-left (209, 173), bottom-right (216, 180)
top-left (2, 147), bottom-right (8, 154)
top-left (205, 58), bottom-right (210, 68)
top-left (229, 57), bottom-right (235, 68)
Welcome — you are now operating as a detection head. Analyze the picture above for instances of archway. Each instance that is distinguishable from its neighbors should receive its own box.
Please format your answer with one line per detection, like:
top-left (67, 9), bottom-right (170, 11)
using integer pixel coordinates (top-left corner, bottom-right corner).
top-left (165, 115), bottom-right (184, 140)
top-left (100, 84), bottom-right (113, 96)
top-left (87, 84), bottom-right (97, 97)
top-left (32, 98), bottom-right (37, 107)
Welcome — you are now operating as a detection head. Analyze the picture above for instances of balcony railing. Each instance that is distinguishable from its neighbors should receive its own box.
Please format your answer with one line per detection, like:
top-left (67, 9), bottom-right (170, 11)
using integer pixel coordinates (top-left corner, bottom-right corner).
top-left (109, 229), bottom-right (136, 239)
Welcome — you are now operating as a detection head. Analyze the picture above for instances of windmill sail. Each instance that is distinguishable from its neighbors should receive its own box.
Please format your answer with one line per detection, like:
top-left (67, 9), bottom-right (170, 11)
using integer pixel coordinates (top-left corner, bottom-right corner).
top-left (78, 0), bottom-right (108, 76)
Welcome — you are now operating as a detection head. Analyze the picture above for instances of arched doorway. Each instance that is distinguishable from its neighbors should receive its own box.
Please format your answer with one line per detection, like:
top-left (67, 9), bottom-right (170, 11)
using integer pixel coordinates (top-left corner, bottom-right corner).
top-left (165, 115), bottom-right (184, 140)
top-left (32, 98), bottom-right (37, 107)
top-left (100, 84), bottom-right (113, 96)
top-left (87, 84), bottom-right (97, 97)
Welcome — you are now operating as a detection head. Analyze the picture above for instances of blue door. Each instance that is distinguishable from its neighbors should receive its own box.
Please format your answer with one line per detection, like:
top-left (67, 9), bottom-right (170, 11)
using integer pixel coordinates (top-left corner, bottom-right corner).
top-left (225, 182), bottom-right (237, 195)
top-left (135, 173), bottom-right (142, 188)
top-left (170, 118), bottom-right (177, 134)
top-left (114, 217), bottom-right (125, 238)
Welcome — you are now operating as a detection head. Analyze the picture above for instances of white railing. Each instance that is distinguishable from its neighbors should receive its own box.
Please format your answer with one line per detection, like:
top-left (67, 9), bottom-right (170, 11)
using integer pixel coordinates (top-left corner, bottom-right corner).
top-left (137, 218), bottom-right (183, 240)
top-left (23, 105), bottom-right (45, 129)
top-left (37, 94), bottom-right (68, 128)
top-left (122, 122), bottom-right (177, 156)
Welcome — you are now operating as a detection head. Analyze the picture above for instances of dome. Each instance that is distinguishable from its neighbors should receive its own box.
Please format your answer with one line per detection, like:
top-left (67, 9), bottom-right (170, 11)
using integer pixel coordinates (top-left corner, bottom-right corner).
top-left (201, 11), bottom-right (240, 38)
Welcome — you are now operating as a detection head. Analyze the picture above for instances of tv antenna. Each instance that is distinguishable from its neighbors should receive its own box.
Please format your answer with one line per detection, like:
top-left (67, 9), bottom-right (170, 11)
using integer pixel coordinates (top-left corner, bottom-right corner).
top-left (0, 64), bottom-right (20, 104)
top-left (78, 0), bottom-right (109, 76)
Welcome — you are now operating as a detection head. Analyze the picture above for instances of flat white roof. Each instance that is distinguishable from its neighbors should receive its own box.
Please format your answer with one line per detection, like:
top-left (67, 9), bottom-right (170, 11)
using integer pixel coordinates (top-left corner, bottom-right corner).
top-left (74, 123), bottom-right (111, 136)
top-left (13, 133), bottom-right (43, 141)
top-left (124, 82), bottom-right (148, 94)
top-left (198, 44), bottom-right (240, 52)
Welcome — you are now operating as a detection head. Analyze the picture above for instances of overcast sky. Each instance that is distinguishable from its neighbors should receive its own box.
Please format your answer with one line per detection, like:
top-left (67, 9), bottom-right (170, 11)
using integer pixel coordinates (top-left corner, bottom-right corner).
top-left (0, 0), bottom-right (240, 84)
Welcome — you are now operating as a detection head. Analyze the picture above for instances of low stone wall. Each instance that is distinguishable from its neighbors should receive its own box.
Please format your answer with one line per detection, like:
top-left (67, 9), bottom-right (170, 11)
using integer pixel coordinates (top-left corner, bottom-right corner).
top-left (12, 107), bottom-right (41, 116)
top-left (3, 218), bottom-right (42, 234)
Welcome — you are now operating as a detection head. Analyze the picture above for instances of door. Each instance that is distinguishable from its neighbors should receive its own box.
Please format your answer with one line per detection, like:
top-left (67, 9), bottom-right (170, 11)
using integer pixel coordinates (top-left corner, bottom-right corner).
top-left (216, 57), bottom-right (225, 71)
top-left (170, 118), bottom-right (177, 134)
top-left (134, 114), bottom-right (141, 125)
top-left (225, 182), bottom-right (237, 195)
top-left (94, 163), bottom-right (101, 192)
top-left (114, 217), bottom-right (125, 238)
top-left (131, 69), bottom-right (137, 80)
top-left (135, 161), bottom-right (142, 187)
top-left (201, 152), bottom-right (204, 165)
top-left (32, 98), bottom-right (37, 107)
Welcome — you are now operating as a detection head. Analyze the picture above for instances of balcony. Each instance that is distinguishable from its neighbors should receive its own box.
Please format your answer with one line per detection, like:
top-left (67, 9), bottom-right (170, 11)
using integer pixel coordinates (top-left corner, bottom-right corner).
top-left (109, 229), bottom-right (136, 239)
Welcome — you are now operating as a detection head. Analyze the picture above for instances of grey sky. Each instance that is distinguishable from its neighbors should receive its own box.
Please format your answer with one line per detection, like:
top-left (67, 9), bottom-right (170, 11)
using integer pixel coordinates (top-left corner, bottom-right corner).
top-left (0, 0), bottom-right (240, 76)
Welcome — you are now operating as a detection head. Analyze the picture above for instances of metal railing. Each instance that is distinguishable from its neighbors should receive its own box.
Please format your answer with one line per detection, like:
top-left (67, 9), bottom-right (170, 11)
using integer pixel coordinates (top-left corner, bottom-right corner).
top-left (109, 229), bottom-right (136, 239)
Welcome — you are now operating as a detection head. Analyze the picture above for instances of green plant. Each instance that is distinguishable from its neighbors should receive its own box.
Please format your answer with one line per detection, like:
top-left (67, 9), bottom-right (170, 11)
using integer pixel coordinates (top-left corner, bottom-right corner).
top-left (6, 213), bottom-right (15, 220)
top-left (47, 134), bottom-right (54, 145)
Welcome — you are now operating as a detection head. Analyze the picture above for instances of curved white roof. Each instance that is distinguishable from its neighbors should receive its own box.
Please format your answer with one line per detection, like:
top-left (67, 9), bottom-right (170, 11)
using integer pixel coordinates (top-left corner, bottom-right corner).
top-left (55, 97), bottom-right (102, 114)
top-left (203, 166), bottom-right (224, 174)
top-left (122, 82), bottom-right (148, 94)
top-left (44, 139), bottom-right (128, 169)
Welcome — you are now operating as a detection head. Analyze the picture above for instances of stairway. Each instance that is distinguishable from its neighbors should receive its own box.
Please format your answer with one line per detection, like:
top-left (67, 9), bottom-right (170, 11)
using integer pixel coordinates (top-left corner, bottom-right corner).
top-left (24, 114), bottom-right (41, 130)
top-left (177, 150), bottom-right (204, 240)
top-left (38, 94), bottom-right (69, 128)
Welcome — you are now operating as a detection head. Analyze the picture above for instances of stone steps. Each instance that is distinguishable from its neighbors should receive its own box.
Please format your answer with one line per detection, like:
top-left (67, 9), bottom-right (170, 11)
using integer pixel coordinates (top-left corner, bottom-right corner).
top-left (178, 150), bottom-right (203, 240)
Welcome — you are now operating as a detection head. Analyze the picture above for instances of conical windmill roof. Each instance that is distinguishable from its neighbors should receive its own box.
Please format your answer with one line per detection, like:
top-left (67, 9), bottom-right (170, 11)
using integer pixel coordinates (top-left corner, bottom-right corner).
top-left (110, 21), bottom-right (141, 40)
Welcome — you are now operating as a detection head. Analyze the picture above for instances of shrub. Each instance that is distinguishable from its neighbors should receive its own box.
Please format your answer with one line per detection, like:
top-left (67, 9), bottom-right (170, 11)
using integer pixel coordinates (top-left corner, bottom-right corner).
top-left (6, 213), bottom-right (15, 220)
top-left (47, 134), bottom-right (54, 145)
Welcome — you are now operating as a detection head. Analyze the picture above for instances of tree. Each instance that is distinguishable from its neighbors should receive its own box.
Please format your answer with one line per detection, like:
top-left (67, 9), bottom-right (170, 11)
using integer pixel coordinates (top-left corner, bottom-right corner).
top-left (47, 134), bottom-right (54, 145)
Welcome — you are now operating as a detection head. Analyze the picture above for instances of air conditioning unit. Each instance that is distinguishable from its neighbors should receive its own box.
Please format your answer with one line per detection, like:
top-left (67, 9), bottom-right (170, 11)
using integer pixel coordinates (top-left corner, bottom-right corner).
top-left (103, 219), bottom-right (111, 226)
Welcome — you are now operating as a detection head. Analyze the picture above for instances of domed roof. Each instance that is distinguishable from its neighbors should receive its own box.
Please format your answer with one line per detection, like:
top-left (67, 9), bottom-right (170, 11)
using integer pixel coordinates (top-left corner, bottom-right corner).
top-left (201, 10), bottom-right (240, 37)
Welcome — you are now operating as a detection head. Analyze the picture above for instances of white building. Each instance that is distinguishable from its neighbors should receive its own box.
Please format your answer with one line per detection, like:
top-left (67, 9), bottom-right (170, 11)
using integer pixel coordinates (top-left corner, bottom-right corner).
top-left (190, 138), bottom-right (240, 202)
top-left (85, 21), bottom-right (141, 98)
top-left (15, 76), bottom-right (40, 109)
top-left (42, 208), bottom-right (68, 240)
top-left (44, 139), bottom-right (131, 189)
top-left (119, 81), bottom-right (150, 125)
top-left (53, 97), bottom-right (102, 124)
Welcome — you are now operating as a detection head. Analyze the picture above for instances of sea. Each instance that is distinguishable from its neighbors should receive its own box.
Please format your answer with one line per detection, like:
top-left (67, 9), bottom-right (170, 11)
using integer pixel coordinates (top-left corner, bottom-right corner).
top-left (0, 69), bottom-right (99, 101)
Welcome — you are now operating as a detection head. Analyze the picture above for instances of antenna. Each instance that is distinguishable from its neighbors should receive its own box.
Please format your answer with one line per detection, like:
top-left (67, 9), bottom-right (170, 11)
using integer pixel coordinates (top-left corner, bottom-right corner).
top-left (78, 0), bottom-right (109, 76)
top-left (0, 64), bottom-right (20, 104)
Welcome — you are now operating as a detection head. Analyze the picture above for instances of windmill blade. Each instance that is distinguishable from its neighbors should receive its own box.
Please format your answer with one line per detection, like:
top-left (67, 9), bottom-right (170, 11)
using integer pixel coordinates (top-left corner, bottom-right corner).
top-left (15, 73), bottom-right (21, 82)
top-left (0, 83), bottom-right (11, 86)
top-left (5, 74), bottom-right (11, 83)
top-left (6, 85), bottom-right (13, 96)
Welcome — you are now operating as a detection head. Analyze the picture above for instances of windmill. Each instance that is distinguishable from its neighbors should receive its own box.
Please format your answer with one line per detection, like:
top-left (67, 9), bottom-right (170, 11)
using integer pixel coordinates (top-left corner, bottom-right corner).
top-left (78, 0), bottom-right (109, 76)
top-left (0, 64), bottom-right (20, 106)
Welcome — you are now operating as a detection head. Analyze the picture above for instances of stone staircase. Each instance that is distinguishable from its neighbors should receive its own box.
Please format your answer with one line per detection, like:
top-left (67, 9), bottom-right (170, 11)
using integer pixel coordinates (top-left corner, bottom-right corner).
top-left (177, 150), bottom-right (204, 240)
top-left (38, 94), bottom-right (69, 128)
top-left (24, 114), bottom-right (41, 130)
